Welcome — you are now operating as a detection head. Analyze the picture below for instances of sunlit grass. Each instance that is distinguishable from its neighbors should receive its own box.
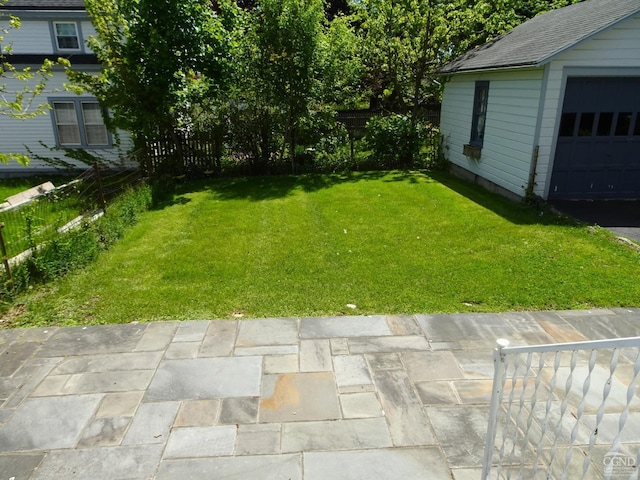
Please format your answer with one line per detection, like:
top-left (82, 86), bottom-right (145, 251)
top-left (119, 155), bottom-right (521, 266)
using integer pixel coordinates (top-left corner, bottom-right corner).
top-left (6, 171), bottom-right (640, 327)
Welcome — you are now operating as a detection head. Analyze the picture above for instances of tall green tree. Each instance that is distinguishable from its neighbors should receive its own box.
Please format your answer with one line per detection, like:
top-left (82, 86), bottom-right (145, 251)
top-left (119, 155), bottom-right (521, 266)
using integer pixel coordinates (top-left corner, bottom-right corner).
top-left (353, 0), bottom-right (582, 111)
top-left (242, 0), bottom-right (325, 168)
top-left (71, 0), bottom-right (236, 150)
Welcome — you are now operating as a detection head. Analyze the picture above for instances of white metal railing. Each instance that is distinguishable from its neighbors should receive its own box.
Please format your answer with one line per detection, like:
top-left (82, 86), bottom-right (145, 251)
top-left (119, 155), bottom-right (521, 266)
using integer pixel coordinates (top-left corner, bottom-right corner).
top-left (482, 336), bottom-right (640, 480)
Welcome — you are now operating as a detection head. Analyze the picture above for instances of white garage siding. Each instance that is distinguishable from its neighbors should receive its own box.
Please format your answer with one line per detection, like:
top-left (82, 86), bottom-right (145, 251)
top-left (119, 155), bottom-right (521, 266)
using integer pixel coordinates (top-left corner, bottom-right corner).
top-left (440, 68), bottom-right (544, 198)
top-left (535, 13), bottom-right (640, 198)
top-left (0, 72), bottom-right (133, 177)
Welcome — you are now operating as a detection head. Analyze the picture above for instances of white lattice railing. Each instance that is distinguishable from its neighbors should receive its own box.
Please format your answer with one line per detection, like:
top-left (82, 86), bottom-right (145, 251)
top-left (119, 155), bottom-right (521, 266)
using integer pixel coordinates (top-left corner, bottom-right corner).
top-left (482, 336), bottom-right (640, 480)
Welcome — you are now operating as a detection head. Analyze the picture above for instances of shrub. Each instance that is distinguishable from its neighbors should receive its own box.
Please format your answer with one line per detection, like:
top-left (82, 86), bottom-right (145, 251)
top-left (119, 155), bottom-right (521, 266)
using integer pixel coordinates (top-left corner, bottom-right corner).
top-left (1, 184), bottom-right (152, 299)
top-left (362, 114), bottom-right (446, 170)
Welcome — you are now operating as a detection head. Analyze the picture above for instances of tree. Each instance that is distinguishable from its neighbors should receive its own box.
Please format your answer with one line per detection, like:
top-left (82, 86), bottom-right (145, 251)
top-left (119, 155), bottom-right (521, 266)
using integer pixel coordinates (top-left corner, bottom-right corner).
top-left (1, 1), bottom-right (65, 163)
top-left (71, 0), bottom-right (236, 151)
top-left (353, 0), bottom-right (582, 112)
top-left (234, 0), bottom-right (325, 169)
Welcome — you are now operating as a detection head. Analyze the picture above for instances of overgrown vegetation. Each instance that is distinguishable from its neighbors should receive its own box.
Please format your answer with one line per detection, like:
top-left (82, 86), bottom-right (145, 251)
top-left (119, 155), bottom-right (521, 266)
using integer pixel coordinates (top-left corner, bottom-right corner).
top-left (3, 172), bottom-right (639, 328)
top-left (66, 0), bottom-right (581, 177)
top-left (0, 184), bottom-right (151, 301)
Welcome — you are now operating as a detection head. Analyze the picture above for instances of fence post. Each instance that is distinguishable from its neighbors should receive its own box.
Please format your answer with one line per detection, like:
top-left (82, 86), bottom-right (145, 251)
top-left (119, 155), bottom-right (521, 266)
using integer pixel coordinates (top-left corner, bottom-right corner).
top-left (481, 338), bottom-right (510, 480)
top-left (94, 163), bottom-right (107, 213)
top-left (0, 223), bottom-right (12, 285)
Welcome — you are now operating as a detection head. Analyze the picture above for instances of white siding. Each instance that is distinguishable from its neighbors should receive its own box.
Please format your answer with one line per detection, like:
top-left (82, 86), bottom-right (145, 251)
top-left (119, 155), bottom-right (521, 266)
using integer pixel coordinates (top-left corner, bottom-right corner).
top-left (81, 20), bottom-right (96, 54)
top-left (440, 68), bottom-right (544, 197)
top-left (1, 18), bottom-right (94, 55)
top-left (535, 13), bottom-right (640, 198)
top-left (0, 72), bottom-right (133, 176)
top-left (1, 20), bottom-right (53, 55)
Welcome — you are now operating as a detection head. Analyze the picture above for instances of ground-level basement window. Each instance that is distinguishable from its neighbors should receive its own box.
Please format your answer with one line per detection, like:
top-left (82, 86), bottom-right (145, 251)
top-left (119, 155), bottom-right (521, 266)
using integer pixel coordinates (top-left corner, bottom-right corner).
top-left (50, 99), bottom-right (111, 148)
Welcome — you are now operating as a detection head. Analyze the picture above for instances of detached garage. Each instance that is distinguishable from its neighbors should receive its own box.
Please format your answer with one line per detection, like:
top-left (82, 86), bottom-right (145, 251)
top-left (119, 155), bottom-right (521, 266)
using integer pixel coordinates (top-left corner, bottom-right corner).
top-left (439, 0), bottom-right (640, 201)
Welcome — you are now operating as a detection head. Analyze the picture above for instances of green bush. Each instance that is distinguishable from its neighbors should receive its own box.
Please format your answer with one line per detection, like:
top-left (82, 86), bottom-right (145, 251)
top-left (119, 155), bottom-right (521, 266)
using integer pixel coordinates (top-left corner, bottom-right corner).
top-left (1, 184), bottom-right (152, 299)
top-left (362, 114), bottom-right (446, 170)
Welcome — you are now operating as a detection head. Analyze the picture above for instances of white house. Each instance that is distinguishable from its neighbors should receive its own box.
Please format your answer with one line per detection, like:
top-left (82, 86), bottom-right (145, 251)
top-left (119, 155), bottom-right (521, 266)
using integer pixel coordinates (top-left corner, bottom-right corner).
top-left (439, 0), bottom-right (640, 201)
top-left (0, 0), bottom-right (131, 177)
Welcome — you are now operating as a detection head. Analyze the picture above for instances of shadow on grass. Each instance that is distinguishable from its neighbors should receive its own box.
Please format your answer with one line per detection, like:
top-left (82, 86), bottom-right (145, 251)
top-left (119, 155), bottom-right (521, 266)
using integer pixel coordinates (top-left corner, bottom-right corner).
top-left (175, 170), bottom-right (437, 203)
top-left (165, 169), bottom-right (576, 227)
top-left (430, 171), bottom-right (577, 227)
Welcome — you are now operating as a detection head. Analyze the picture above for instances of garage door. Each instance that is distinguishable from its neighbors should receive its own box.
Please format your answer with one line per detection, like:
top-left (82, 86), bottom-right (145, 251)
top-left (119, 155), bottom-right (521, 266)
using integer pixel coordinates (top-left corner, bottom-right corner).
top-left (549, 77), bottom-right (640, 199)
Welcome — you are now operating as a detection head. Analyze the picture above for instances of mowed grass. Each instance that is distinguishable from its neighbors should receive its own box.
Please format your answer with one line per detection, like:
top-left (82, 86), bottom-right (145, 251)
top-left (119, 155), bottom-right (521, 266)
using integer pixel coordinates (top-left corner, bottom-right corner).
top-left (6, 170), bottom-right (640, 326)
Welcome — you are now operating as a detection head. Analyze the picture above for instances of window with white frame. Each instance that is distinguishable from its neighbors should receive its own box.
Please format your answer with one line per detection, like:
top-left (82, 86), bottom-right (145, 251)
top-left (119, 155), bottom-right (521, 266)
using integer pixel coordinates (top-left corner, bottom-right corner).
top-left (53, 22), bottom-right (81, 51)
top-left (51, 99), bottom-right (110, 148)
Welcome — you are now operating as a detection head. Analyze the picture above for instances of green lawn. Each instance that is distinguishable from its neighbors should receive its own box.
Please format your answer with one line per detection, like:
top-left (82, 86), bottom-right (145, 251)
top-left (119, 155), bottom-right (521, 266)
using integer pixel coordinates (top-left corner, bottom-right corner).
top-left (0, 175), bottom-right (75, 202)
top-left (5, 171), bottom-right (640, 327)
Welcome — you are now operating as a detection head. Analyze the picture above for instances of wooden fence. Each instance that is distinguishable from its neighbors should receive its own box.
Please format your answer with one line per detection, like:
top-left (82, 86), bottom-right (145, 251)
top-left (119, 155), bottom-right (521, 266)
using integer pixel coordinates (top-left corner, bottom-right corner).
top-left (144, 129), bottom-right (224, 178)
top-left (143, 106), bottom-right (442, 177)
top-left (336, 106), bottom-right (441, 134)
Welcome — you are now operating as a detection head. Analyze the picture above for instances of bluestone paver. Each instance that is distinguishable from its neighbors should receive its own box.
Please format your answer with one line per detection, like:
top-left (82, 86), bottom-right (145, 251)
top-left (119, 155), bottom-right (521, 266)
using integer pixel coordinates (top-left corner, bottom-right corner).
top-left (0, 309), bottom-right (637, 479)
top-left (31, 445), bottom-right (164, 480)
top-left (0, 394), bottom-right (102, 451)
top-left (339, 392), bottom-right (383, 418)
top-left (156, 455), bottom-right (302, 480)
top-left (96, 391), bottom-right (144, 418)
top-left (260, 372), bottom-right (340, 422)
top-left (236, 318), bottom-right (298, 347)
top-left (145, 357), bottom-right (262, 401)
top-left (173, 319), bottom-right (210, 343)
top-left (299, 339), bottom-right (332, 372)
top-left (235, 424), bottom-right (282, 455)
top-left (300, 315), bottom-right (392, 338)
top-left (373, 369), bottom-right (437, 446)
top-left (122, 401), bottom-right (180, 445)
top-left (174, 399), bottom-right (220, 427)
top-left (349, 335), bottom-right (430, 353)
top-left (164, 425), bottom-right (236, 458)
top-left (219, 397), bottom-right (259, 424)
top-left (0, 453), bottom-right (45, 480)
top-left (303, 448), bottom-right (451, 480)
top-left (281, 418), bottom-right (393, 452)
top-left (77, 417), bottom-right (131, 447)
top-left (333, 355), bottom-right (373, 388)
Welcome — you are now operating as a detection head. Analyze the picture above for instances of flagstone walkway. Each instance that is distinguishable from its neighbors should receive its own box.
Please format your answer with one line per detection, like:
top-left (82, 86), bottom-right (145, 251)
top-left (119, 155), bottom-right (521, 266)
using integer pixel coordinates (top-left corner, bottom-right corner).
top-left (0, 308), bottom-right (638, 479)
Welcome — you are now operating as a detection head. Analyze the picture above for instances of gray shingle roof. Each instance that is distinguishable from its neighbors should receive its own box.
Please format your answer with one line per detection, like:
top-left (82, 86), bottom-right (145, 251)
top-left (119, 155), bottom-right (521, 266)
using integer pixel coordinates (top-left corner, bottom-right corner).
top-left (440, 0), bottom-right (640, 74)
top-left (0, 0), bottom-right (86, 10)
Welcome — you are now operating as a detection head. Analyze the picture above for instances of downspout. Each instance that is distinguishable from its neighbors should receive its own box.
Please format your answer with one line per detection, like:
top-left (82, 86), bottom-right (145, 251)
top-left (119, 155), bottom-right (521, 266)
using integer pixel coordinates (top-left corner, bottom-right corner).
top-left (526, 145), bottom-right (539, 199)
top-left (527, 64), bottom-right (550, 200)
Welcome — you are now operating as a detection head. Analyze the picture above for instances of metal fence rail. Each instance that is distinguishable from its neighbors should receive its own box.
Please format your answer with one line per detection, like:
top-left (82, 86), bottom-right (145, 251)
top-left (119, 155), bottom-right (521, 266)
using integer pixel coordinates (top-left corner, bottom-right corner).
top-left (482, 336), bottom-right (640, 480)
top-left (0, 165), bottom-right (143, 282)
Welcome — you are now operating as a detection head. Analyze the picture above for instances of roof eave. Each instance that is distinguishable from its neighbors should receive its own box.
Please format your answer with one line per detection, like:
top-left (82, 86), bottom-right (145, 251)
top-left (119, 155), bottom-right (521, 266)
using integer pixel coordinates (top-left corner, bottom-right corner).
top-left (437, 62), bottom-right (542, 76)
top-left (439, 7), bottom-right (640, 76)
top-left (534, 8), bottom-right (640, 66)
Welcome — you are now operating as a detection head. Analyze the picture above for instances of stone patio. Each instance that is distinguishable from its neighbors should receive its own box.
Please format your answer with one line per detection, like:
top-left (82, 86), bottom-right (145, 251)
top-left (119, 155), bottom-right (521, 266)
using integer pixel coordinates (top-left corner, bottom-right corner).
top-left (0, 308), bottom-right (638, 479)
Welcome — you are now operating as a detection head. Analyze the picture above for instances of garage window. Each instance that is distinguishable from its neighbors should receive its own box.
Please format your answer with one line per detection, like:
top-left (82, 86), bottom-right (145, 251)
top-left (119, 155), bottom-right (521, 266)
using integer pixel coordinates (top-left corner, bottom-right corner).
top-left (578, 113), bottom-right (595, 136)
top-left (615, 112), bottom-right (633, 136)
top-left (635, 114), bottom-right (640, 136)
top-left (597, 112), bottom-right (614, 136)
top-left (559, 113), bottom-right (576, 137)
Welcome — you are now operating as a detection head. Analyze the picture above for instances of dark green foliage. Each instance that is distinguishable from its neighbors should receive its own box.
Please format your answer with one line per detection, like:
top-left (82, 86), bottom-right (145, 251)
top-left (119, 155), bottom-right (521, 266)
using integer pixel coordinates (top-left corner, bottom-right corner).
top-left (1, 184), bottom-right (151, 299)
top-left (363, 114), bottom-right (444, 170)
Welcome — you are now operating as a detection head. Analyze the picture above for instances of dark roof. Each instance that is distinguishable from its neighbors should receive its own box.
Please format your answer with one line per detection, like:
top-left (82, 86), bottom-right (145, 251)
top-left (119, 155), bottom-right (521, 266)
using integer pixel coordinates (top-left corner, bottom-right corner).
top-left (0, 0), bottom-right (86, 10)
top-left (440, 0), bottom-right (640, 74)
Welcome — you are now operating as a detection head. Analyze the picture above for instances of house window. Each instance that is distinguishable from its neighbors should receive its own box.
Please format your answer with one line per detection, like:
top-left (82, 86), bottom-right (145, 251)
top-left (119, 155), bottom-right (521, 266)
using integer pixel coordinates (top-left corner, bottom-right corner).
top-left (51, 99), bottom-right (110, 148)
top-left (470, 81), bottom-right (489, 147)
top-left (52, 22), bottom-right (81, 51)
